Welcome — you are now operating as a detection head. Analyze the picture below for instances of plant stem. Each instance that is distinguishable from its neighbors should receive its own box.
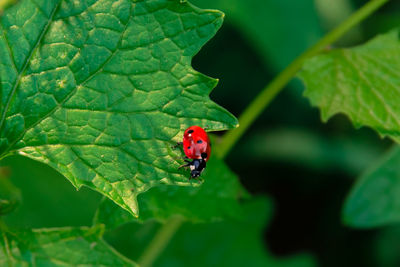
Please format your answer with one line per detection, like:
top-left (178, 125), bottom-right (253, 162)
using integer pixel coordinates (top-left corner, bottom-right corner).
top-left (216, 0), bottom-right (389, 159)
top-left (138, 217), bottom-right (183, 267)
top-left (136, 0), bottom-right (388, 265)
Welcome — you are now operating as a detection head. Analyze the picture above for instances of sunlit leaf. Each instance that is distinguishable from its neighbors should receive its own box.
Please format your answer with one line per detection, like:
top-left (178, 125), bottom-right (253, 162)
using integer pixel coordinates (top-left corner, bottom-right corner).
top-left (0, 0), bottom-right (237, 217)
top-left (0, 225), bottom-right (137, 266)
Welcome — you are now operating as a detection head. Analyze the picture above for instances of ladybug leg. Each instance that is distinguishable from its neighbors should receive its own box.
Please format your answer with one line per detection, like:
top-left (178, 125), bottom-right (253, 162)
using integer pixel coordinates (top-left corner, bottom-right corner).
top-left (172, 142), bottom-right (183, 149)
top-left (178, 163), bottom-right (190, 169)
top-left (178, 159), bottom-right (192, 169)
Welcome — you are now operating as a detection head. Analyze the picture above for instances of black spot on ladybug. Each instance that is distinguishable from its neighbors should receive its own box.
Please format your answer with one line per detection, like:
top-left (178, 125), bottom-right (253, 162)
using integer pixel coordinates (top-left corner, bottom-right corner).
top-left (187, 146), bottom-right (191, 149)
top-left (201, 152), bottom-right (208, 159)
top-left (197, 140), bottom-right (203, 144)
top-left (188, 129), bottom-right (194, 134)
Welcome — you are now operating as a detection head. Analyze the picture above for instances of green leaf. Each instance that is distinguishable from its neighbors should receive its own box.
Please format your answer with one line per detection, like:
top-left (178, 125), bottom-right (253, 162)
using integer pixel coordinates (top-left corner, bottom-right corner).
top-left (94, 156), bottom-right (248, 227)
top-left (0, 225), bottom-right (137, 266)
top-left (0, 0), bottom-right (237, 217)
top-left (299, 30), bottom-right (400, 142)
top-left (343, 146), bottom-right (400, 228)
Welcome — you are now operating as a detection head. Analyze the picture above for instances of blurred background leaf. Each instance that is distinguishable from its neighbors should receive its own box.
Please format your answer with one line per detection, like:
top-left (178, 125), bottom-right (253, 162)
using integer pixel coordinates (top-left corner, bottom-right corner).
top-left (233, 127), bottom-right (385, 175)
top-left (1, 155), bottom-right (100, 228)
top-left (105, 197), bottom-right (316, 267)
top-left (0, 167), bottom-right (21, 216)
top-left (374, 224), bottom-right (400, 267)
top-left (343, 145), bottom-right (400, 228)
top-left (191, 0), bottom-right (323, 71)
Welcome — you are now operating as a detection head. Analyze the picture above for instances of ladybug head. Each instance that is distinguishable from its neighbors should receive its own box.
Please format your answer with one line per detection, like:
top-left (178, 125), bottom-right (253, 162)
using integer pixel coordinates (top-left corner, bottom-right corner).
top-left (189, 158), bottom-right (206, 179)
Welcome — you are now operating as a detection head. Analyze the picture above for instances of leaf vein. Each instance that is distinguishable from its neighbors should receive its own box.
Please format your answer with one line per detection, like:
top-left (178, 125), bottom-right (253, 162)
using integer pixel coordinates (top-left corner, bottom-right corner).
top-left (8, 2), bottom-right (133, 155)
top-left (0, 0), bottom-right (62, 133)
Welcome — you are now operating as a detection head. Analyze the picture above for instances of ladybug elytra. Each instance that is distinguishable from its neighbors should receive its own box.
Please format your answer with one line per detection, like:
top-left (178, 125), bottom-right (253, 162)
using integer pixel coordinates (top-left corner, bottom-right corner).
top-left (176, 126), bottom-right (211, 179)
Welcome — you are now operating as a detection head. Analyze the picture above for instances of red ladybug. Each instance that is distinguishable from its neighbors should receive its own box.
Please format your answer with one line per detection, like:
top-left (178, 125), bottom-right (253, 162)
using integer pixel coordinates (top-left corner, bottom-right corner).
top-left (177, 126), bottom-right (211, 179)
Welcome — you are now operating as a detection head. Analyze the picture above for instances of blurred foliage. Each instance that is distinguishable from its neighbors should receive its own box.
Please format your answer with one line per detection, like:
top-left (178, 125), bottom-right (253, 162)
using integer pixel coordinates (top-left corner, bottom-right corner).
top-left (0, 167), bottom-right (21, 216)
top-left (191, 0), bottom-right (322, 72)
top-left (1, 0), bottom-right (400, 266)
top-left (343, 146), bottom-right (400, 228)
top-left (315, 0), bottom-right (363, 45)
top-left (234, 127), bottom-right (385, 175)
top-left (1, 156), bottom-right (100, 228)
top-left (374, 224), bottom-right (400, 267)
top-left (105, 197), bottom-right (316, 267)
top-left (0, 0), bottom-right (16, 13)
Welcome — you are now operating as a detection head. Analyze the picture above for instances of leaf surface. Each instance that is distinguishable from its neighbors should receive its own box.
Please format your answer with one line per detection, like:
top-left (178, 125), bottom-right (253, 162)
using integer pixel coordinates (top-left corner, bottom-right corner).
top-left (94, 156), bottom-right (248, 227)
top-left (0, 225), bottom-right (137, 266)
top-left (343, 146), bottom-right (400, 228)
top-left (0, 0), bottom-right (237, 216)
top-left (299, 30), bottom-right (400, 142)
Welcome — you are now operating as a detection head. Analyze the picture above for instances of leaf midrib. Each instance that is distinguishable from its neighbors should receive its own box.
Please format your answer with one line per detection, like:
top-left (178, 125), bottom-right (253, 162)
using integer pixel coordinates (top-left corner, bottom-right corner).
top-left (0, 0), bottom-right (62, 133)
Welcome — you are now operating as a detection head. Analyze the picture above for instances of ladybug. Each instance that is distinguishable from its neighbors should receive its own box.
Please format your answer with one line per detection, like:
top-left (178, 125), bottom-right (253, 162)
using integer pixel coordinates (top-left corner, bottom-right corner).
top-left (176, 126), bottom-right (211, 179)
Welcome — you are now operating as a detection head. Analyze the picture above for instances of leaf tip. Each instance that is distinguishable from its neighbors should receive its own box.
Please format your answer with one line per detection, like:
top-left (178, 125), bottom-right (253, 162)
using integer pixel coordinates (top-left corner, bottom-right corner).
top-left (220, 10), bottom-right (225, 20)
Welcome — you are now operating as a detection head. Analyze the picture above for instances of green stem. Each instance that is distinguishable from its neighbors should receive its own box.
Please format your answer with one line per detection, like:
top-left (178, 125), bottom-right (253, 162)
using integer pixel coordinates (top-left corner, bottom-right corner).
top-left (136, 0), bottom-right (388, 265)
top-left (138, 217), bottom-right (183, 267)
top-left (216, 0), bottom-right (389, 159)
